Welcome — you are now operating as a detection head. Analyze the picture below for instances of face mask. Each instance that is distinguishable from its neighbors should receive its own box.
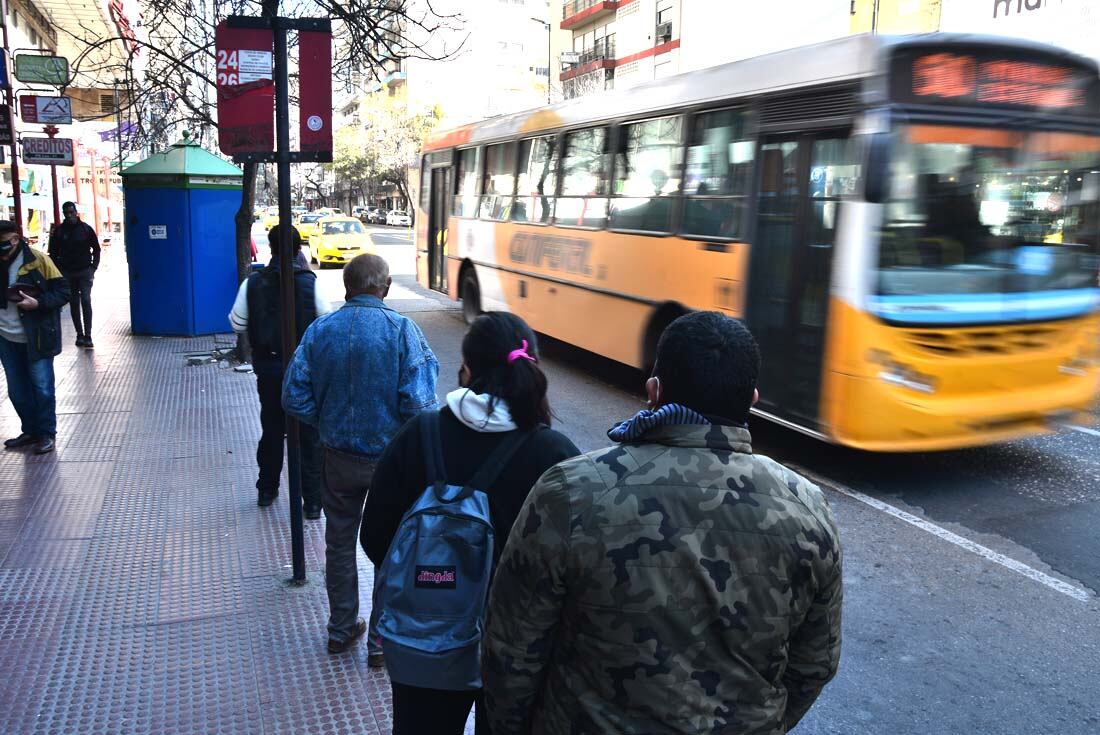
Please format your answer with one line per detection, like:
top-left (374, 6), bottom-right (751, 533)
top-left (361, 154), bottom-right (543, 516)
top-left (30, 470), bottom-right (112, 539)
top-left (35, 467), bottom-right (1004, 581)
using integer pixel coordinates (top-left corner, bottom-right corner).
top-left (0, 238), bottom-right (17, 256)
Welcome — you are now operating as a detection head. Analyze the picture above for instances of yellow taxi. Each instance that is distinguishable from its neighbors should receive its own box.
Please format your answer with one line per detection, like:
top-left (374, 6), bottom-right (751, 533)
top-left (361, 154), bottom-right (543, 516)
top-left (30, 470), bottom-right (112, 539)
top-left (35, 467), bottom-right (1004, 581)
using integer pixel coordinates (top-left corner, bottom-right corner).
top-left (311, 216), bottom-right (373, 268)
top-left (261, 206), bottom-right (280, 230)
top-left (294, 211), bottom-right (325, 241)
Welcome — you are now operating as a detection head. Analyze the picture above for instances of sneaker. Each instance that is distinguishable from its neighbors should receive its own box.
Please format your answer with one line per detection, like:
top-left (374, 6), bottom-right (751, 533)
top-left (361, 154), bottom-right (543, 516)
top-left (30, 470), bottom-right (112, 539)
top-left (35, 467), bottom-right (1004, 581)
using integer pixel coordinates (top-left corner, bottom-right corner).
top-left (4, 433), bottom-right (37, 449)
top-left (34, 436), bottom-right (55, 454)
top-left (327, 618), bottom-right (367, 654)
top-left (304, 504), bottom-right (322, 520)
top-left (257, 491), bottom-right (278, 507)
top-left (83, 337), bottom-right (94, 349)
top-left (75, 336), bottom-right (86, 347)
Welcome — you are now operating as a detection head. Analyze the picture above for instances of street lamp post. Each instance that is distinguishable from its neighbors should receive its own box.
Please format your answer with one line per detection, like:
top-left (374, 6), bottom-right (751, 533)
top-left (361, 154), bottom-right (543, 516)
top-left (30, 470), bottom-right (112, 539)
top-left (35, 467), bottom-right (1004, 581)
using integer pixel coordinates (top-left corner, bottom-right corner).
top-left (113, 78), bottom-right (124, 172)
top-left (530, 17), bottom-right (551, 105)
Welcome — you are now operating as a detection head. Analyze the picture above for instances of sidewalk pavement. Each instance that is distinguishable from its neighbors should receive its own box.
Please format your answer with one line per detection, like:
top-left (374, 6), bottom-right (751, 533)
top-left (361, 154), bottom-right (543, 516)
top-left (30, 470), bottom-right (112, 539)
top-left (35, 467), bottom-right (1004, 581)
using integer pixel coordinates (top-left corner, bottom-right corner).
top-left (0, 247), bottom-right (463, 734)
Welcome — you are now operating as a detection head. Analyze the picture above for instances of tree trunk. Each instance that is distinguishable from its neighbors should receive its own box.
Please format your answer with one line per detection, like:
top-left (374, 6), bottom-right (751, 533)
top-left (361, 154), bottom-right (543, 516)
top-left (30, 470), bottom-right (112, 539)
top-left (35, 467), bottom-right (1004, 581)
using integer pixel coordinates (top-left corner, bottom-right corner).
top-left (235, 162), bottom-right (257, 283)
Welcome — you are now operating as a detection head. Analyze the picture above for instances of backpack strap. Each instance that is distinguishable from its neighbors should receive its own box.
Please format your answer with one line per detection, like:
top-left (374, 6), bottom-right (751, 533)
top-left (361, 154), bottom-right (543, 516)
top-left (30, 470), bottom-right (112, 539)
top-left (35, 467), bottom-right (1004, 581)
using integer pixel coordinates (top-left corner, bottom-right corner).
top-left (462, 429), bottom-right (536, 496)
top-left (420, 411), bottom-right (447, 486)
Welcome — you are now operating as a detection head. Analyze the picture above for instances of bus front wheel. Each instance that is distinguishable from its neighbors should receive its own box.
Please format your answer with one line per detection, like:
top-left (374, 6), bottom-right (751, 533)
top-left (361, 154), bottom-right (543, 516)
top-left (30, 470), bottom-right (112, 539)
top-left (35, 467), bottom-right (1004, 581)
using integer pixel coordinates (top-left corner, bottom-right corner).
top-left (461, 269), bottom-right (481, 325)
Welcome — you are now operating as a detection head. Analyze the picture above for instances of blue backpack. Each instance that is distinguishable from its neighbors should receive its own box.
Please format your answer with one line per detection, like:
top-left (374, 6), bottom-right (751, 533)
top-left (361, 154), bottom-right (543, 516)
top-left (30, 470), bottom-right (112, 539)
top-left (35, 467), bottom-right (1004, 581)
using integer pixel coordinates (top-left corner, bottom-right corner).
top-left (377, 411), bottom-right (533, 690)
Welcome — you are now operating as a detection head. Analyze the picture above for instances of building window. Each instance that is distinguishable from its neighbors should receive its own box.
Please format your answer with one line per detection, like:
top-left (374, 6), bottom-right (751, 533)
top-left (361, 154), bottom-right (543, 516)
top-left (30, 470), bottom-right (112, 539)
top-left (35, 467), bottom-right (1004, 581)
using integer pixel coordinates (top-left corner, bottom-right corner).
top-left (479, 143), bottom-right (517, 221)
top-left (514, 136), bottom-right (559, 224)
top-left (609, 115), bottom-right (683, 233)
top-left (656, 0), bottom-right (674, 42)
top-left (453, 147), bottom-right (481, 217)
top-left (555, 127), bottom-right (610, 228)
top-left (682, 108), bottom-right (755, 240)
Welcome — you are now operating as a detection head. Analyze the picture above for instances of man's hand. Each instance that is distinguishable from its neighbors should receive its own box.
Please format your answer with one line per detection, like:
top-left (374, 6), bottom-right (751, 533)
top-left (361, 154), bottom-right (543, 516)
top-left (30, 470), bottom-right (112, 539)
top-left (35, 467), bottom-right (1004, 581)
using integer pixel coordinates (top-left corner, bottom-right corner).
top-left (17, 293), bottom-right (39, 311)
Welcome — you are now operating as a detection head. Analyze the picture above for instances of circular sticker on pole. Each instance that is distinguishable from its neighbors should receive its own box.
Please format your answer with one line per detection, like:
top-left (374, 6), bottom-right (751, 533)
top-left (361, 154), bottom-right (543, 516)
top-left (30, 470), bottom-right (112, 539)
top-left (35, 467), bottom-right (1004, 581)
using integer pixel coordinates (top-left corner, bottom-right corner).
top-left (307, 115), bottom-right (324, 132)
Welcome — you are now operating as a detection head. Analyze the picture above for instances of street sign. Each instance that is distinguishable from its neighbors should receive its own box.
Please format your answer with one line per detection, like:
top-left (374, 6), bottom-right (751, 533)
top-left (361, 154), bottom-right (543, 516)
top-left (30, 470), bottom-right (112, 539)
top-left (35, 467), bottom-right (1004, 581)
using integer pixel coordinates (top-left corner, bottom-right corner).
top-left (0, 104), bottom-right (12, 146)
top-left (22, 136), bottom-right (74, 165)
top-left (298, 31), bottom-right (332, 154)
top-left (13, 55), bottom-right (69, 86)
top-left (215, 22), bottom-right (274, 155)
top-left (18, 95), bottom-right (72, 125)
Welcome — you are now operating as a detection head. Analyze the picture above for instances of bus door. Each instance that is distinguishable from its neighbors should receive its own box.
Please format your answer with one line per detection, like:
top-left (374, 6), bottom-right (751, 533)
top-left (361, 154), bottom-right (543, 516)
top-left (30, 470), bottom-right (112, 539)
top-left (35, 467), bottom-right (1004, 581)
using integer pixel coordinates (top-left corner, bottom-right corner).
top-left (427, 167), bottom-right (452, 293)
top-left (746, 132), bottom-right (856, 428)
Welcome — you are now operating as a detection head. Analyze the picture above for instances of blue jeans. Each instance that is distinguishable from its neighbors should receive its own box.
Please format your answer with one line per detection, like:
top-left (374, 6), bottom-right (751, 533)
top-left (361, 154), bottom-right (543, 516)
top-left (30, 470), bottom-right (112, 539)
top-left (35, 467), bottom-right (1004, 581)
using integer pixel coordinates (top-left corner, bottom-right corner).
top-left (0, 336), bottom-right (56, 437)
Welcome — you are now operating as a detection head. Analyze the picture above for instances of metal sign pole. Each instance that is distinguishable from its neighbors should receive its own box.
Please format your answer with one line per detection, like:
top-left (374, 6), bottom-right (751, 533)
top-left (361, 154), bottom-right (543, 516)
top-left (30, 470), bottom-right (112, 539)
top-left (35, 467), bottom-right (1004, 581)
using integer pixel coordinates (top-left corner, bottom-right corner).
top-left (43, 124), bottom-right (60, 226)
top-left (1, 22), bottom-right (23, 231)
top-left (273, 18), bottom-right (306, 585)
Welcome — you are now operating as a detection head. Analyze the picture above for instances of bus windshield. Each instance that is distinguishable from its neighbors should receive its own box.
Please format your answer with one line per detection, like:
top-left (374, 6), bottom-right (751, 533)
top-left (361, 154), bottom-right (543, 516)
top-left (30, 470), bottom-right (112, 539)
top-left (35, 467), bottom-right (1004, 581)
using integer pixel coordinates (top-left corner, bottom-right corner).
top-left (877, 126), bottom-right (1100, 311)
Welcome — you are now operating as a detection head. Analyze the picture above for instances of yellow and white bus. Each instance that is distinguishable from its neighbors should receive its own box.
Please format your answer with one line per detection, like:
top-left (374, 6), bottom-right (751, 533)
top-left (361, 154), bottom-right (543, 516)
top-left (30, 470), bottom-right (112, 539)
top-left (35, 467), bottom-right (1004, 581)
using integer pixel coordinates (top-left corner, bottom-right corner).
top-left (415, 34), bottom-right (1100, 452)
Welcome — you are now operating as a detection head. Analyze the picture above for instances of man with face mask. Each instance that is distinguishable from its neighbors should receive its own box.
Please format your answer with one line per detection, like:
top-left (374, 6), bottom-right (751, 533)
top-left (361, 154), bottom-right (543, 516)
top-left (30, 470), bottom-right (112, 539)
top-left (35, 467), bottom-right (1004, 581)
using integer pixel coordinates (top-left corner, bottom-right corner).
top-left (47, 202), bottom-right (100, 348)
top-left (0, 220), bottom-right (71, 454)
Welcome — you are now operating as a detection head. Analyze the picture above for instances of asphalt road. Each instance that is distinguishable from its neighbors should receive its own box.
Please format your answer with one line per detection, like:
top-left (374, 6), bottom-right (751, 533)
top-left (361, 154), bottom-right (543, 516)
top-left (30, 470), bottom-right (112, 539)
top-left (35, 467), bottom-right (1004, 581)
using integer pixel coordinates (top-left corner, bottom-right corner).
top-left (315, 229), bottom-right (1100, 734)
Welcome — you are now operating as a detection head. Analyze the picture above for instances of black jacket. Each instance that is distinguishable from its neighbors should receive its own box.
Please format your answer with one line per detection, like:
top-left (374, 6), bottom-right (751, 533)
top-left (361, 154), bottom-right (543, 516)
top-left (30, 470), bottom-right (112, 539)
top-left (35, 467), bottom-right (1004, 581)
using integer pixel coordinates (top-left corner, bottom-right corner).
top-left (9, 245), bottom-right (71, 361)
top-left (362, 407), bottom-right (581, 565)
top-left (245, 260), bottom-right (319, 377)
top-left (47, 220), bottom-right (100, 272)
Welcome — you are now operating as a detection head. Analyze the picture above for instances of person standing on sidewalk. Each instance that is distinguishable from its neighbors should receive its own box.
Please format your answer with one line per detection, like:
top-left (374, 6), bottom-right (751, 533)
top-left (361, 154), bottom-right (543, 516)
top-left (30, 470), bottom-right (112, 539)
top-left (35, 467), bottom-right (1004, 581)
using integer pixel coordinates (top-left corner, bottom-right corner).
top-left (483, 312), bottom-right (843, 734)
top-left (282, 253), bottom-right (439, 661)
top-left (229, 227), bottom-right (330, 516)
top-left (0, 221), bottom-right (71, 455)
top-left (47, 202), bottom-right (100, 349)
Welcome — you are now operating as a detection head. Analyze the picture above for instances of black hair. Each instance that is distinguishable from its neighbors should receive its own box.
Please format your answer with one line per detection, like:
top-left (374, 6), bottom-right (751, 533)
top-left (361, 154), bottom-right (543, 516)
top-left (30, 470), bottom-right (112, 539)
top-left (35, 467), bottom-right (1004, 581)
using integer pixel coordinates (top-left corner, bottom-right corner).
top-left (653, 311), bottom-right (760, 423)
top-left (460, 312), bottom-right (552, 431)
top-left (267, 226), bottom-right (302, 250)
top-left (62, 201), bottom-right (76, 210)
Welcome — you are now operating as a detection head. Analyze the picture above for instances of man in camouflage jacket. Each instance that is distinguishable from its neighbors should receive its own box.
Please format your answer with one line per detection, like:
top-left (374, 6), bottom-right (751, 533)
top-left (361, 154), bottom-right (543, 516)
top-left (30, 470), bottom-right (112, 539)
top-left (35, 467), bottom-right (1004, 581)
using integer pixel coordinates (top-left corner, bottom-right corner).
top-left (483, 312), bottom-right (842, 734)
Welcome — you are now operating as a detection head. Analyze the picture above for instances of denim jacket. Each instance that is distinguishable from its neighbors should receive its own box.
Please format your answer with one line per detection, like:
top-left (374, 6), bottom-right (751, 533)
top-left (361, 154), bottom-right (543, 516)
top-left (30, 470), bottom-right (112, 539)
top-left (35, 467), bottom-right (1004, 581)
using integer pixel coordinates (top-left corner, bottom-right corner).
top-left (281, 294), bottom-right (439, 458)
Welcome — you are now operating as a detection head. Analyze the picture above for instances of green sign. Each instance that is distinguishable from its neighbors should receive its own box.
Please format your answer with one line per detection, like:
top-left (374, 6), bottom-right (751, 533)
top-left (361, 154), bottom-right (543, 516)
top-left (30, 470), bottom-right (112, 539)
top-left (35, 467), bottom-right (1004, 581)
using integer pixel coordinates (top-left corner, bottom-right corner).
top-left (14, 55), bottom-right (69, 86)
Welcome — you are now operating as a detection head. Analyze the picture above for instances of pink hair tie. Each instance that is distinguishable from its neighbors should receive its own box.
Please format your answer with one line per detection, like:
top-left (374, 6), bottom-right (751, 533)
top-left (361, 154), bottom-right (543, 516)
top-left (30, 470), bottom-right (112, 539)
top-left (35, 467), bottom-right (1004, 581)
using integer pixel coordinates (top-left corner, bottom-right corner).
top-left (507, 339), bottom-right (536, 364)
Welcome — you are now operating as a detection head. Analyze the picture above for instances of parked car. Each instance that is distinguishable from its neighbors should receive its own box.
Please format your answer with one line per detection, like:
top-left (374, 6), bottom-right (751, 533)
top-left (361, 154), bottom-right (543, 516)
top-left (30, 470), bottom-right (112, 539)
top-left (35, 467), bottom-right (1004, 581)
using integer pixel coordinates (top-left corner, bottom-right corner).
top-left (261, 206), bottom-right (280, 230)
top-left (386, 210), bottom-right (411, 227)
top-left (367, 208), bottom-right (387, 224)
top-left (310, 217), bottom-right (373, 268)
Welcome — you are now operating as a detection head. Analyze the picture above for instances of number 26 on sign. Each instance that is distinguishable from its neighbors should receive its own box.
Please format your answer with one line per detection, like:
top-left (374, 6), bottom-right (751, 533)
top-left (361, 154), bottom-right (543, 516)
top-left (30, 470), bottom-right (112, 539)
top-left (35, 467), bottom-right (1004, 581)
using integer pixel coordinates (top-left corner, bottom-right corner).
top-left (217, 50), bottom-right (239, 86)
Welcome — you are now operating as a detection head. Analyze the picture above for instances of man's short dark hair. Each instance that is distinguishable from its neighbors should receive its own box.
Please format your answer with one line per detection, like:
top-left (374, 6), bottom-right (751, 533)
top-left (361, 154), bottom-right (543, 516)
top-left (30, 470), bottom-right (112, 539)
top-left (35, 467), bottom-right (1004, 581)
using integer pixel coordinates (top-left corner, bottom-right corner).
top-left (62, 201), bottom-right (76, 211)
top-left (267, 226), bottom-right (302, 250)
top-left (653, 311), bottom-right (761, 423)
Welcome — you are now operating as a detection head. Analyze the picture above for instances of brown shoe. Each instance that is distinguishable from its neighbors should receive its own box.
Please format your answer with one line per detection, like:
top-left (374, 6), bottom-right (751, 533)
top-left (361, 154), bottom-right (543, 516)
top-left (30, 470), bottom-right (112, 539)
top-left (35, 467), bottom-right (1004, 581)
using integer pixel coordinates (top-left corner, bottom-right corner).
top-left (327, 618), bottom-right (367, 654)
top-left (367, 652), bottom-right (385, 668)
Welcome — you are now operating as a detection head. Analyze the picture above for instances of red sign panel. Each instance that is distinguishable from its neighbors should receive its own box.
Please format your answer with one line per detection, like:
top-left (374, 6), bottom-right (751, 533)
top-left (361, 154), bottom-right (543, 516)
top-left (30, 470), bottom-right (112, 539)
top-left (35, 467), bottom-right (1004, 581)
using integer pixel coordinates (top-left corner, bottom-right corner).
top-left (298, 31), bottom-right (333, 154)
top-left (215, 22), bottom-right (275, 156)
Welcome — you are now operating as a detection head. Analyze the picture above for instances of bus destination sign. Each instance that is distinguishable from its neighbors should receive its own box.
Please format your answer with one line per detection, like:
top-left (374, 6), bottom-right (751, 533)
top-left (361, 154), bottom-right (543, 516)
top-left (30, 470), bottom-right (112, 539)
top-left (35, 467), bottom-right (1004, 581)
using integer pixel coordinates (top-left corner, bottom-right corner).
top-left (893, 50), bottom-right (1099, 116)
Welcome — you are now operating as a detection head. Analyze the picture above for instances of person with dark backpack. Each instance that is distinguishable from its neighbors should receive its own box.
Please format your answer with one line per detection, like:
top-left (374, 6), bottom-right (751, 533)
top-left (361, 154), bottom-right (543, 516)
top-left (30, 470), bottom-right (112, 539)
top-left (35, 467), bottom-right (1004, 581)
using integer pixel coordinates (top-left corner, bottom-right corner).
top-left (229, 227), bottom-right (330, 515)
top-left (362, 312), bottom-right (579, 735)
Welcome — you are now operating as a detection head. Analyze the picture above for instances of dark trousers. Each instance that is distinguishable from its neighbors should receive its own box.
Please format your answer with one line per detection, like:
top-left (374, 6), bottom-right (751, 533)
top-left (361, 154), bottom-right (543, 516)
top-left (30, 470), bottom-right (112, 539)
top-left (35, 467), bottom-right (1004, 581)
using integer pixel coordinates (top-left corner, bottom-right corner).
top-left (321, 447), bottom-right (382, 651)
top-left (0, 336), bottom-right (56, 437)
top-left (255, 370), bottom-right (321, 508)
top-left (391, 683), bottom-right (488, 735)
top-left (62, 268), bottom-right (93, 337)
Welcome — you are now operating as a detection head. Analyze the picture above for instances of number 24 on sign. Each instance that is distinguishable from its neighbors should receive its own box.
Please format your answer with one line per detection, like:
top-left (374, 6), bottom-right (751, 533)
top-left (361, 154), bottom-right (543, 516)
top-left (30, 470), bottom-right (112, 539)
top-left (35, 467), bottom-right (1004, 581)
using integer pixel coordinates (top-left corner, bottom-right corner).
top-left (217, 50), bottom-right (240, 85)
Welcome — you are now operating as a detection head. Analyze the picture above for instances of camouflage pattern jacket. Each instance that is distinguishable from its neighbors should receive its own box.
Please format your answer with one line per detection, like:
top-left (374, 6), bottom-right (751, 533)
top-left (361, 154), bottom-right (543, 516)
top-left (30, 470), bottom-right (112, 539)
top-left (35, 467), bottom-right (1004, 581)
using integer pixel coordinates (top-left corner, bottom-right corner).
top-left (482, 424), bottom-right (842, 734)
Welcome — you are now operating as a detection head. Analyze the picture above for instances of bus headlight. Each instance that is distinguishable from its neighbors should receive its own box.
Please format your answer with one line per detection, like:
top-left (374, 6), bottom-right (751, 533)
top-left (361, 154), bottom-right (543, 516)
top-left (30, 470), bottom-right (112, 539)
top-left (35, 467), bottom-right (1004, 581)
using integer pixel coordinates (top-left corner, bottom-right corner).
top-left (867, 350), bottom-right (938, 394)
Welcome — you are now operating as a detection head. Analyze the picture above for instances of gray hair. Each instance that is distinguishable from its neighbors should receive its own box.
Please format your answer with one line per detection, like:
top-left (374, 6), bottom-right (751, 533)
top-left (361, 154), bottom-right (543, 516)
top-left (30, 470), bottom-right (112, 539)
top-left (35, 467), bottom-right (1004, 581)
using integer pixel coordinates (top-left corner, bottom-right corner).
top-left (344, 253), bottom-right (390, 294)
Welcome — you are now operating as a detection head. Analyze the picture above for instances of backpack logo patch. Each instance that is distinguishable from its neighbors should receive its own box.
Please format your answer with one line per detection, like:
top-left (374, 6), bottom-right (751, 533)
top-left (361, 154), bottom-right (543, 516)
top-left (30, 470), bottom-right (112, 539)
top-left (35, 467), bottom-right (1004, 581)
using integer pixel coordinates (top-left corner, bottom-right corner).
top-left (415, 565), bottom-right (457, 589)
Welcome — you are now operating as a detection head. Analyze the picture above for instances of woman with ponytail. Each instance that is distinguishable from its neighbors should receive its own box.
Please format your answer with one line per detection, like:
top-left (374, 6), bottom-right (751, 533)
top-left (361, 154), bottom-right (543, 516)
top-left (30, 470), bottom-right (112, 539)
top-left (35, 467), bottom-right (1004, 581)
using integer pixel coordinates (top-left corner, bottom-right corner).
top-left (363, 311), bottom-right (580, 735)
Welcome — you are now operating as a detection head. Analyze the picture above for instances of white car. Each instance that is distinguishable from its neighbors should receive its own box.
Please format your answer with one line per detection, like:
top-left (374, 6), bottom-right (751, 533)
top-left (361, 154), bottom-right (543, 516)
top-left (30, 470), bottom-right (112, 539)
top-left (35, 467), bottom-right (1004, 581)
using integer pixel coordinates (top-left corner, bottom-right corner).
top-left (386, 210), bottom-right (411, 227)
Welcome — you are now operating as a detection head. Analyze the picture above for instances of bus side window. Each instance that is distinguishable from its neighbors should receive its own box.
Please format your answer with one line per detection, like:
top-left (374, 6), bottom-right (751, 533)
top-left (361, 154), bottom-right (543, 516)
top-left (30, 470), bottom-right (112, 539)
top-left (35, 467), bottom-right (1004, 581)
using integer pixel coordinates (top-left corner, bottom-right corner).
top-left (514, 136), bottom-right (559, 224)
top-left (682, 108), bottom-right (754, 240)
top-left (454, 147), bottom-right (480, 217)
top-left (555, 127), bottom-right (611, 228)
top-left (609, 114), bottom-right (683, 233)
top-left (479, 143), bottom-right (517, 221)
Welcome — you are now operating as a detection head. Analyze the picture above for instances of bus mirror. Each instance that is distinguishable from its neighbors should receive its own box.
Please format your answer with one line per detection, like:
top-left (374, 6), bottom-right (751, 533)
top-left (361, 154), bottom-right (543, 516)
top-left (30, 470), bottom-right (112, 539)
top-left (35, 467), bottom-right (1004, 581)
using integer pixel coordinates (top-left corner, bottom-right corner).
top-left (864, 132), bottom-right (892, 204)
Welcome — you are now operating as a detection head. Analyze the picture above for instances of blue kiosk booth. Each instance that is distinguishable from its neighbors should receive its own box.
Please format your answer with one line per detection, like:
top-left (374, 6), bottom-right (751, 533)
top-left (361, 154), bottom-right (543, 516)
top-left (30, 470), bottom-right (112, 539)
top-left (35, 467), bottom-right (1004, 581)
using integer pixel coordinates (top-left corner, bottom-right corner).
top-left (121, 135), bottom-right (243, 336)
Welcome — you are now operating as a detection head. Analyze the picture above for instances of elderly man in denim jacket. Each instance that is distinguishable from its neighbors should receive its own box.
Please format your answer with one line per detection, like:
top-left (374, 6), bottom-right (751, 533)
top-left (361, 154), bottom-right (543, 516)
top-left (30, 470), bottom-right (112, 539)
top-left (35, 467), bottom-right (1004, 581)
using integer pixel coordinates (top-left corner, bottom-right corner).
top-left (283, 253), bottom-right (439, 660)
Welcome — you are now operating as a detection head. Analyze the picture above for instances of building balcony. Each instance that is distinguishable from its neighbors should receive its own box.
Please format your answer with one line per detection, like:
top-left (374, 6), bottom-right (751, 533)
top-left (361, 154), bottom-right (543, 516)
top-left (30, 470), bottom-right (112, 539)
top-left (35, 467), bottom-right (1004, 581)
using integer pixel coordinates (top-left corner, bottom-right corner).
top-left (561, 0), bottom-right (620, 30)
top-left (560, 40), bottom-right (616, 82)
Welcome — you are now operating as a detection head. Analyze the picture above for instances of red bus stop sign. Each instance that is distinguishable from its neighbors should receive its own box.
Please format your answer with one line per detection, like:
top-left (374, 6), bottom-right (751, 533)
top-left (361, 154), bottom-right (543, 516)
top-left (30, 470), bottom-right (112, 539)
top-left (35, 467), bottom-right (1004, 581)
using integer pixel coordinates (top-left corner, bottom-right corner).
top-left (215, 22), bottom-right (275, 155)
